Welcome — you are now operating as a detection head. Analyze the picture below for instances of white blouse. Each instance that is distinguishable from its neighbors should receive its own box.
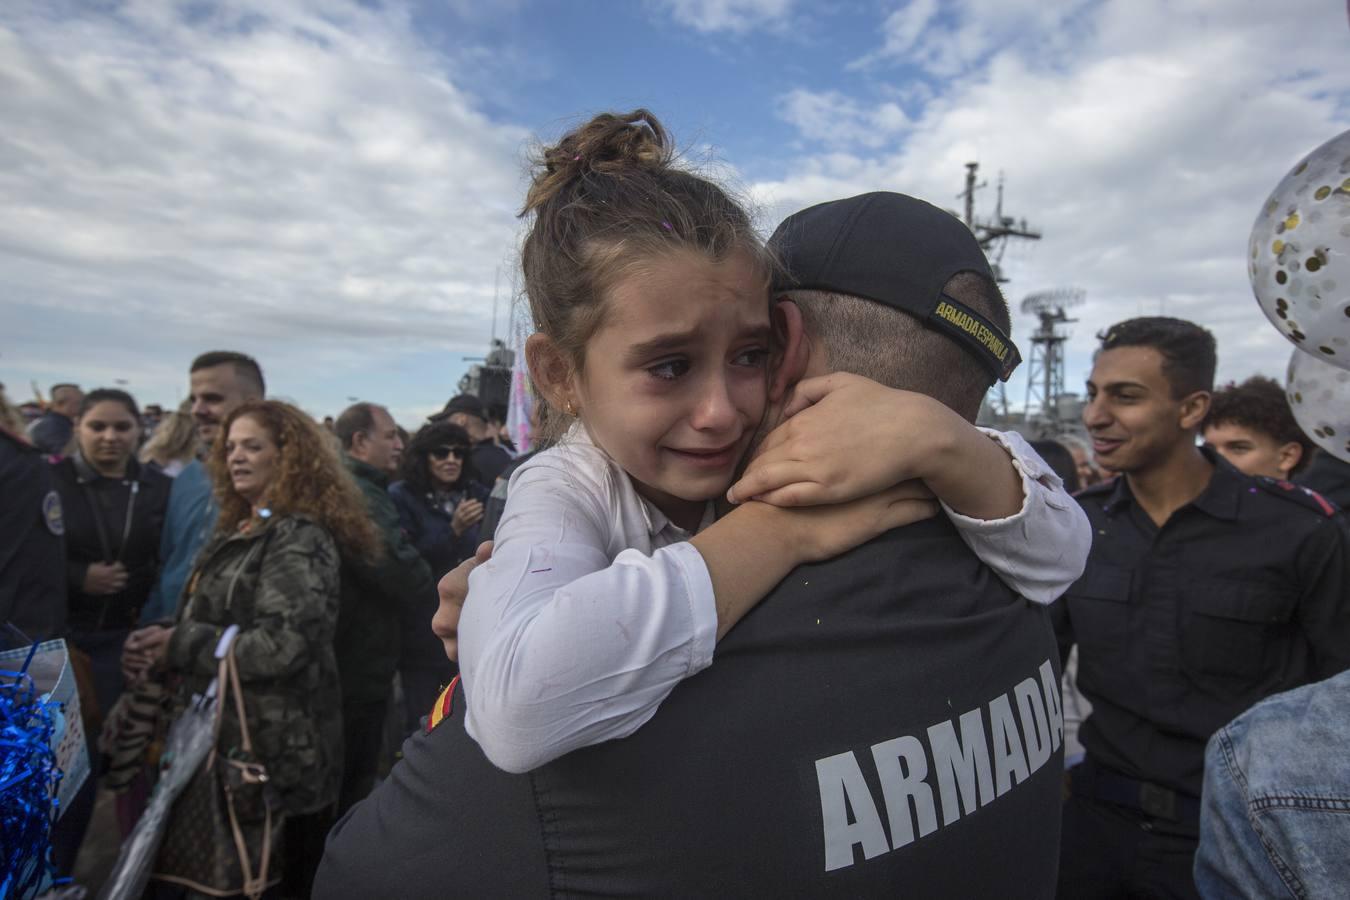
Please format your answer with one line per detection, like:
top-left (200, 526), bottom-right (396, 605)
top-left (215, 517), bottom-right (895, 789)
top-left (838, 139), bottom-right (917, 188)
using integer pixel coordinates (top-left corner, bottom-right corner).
top-left (458, 425), bottom-right (1089, 773)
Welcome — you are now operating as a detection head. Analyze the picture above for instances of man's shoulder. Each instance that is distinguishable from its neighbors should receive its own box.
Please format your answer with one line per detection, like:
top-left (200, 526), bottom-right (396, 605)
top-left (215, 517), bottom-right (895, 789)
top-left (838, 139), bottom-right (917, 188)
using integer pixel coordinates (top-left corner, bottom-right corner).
top-left (754, 517), bottom-right (1023, 624)
top-left (1245, 475), bottom-right (1341, 521)
top-left (318, 680), bottom-right (549, 898)
top-left (1073, 479), bottom-right (1116, 508)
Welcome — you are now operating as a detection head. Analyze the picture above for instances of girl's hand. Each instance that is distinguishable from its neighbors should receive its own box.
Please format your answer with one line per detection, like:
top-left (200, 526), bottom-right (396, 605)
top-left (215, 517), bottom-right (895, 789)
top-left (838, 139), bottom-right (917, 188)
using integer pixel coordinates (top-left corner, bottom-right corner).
top-left (786, 481), bottom-right (939, 563)
top-left (451, 499), bottom-right (485, 536)
top-left (728, 373), bottom-right (953, 507)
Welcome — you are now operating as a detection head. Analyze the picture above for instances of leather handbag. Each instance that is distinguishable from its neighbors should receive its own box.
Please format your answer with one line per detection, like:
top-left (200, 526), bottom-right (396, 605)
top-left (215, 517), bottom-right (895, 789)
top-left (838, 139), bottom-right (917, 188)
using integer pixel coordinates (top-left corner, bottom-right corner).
top-left (151, 647), bottom-right (282, 899)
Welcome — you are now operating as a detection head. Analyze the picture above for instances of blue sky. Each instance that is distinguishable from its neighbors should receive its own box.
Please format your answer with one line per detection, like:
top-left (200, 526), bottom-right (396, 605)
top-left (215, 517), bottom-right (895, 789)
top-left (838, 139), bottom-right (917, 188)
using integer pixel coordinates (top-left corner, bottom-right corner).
top-left (2, 0), bottom-right (1348, 426)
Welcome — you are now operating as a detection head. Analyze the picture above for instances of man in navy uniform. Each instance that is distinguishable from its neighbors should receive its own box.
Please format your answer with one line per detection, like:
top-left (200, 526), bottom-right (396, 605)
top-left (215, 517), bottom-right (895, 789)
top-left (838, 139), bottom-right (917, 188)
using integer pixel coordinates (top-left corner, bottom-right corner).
top-left (317, 194), bottom-right (1083, 897)
top-left (0, 418), bottom-right (67, 640)
top-left (1054, 317), bottom-right (1350, 899)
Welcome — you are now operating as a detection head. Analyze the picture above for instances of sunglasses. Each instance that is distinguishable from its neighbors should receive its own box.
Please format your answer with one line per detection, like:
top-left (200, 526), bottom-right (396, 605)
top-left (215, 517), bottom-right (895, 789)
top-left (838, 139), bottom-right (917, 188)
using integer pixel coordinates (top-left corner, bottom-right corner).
top-left (430, 445), bottom-right (468, 461)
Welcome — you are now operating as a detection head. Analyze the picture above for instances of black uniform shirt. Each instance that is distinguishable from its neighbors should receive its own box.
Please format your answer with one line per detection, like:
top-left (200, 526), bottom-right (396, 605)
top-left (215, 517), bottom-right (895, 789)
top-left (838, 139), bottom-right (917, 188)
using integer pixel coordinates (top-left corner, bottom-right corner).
top-left (318, 516), bottom-right (1065, 898)
top-left (1053, 446), bottom-right (1350, 800)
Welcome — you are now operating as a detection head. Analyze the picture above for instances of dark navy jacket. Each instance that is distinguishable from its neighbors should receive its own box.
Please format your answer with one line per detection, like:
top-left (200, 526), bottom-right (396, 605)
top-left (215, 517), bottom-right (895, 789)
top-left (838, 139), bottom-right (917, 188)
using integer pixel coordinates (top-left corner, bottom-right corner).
top-left (0, 427), bottom-right (67, 640)
top-left (389, 479), bottom-right (489, 668)
top-left (317, 516), bottom-right (1065, 898)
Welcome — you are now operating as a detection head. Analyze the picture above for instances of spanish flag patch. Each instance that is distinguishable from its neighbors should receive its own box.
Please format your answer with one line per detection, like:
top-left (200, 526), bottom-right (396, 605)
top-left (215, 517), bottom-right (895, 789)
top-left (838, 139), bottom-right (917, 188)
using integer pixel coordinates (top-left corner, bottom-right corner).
top-left (425, 675), bottom-right (461, 734)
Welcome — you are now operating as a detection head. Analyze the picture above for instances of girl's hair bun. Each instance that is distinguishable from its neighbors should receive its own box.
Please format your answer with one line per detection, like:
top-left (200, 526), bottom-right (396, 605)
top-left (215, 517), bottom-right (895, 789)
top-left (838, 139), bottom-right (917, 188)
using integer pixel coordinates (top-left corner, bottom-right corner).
top-left (524, 109), bottom-right (671, 215)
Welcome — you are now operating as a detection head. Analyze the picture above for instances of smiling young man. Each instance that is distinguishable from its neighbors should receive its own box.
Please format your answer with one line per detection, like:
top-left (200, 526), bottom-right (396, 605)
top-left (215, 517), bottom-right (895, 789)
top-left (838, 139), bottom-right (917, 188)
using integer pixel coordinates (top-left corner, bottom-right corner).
top-left (1053, 317), bottom-right (1350, 899)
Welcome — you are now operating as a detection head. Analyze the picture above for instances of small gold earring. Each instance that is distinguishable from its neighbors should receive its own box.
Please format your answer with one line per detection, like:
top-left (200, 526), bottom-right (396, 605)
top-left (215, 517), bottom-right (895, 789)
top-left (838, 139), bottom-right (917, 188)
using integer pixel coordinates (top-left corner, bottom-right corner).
top-left (564, 400), bottom-right (576, 417)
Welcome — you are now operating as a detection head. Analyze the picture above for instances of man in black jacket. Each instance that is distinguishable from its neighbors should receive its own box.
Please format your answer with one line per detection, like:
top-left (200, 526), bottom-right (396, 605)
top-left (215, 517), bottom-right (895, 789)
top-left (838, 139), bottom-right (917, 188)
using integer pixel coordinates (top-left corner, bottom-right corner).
top-left (317, 194), bottom-right (1069, 897)
top-left (333, 402), bottom-right (434, 813)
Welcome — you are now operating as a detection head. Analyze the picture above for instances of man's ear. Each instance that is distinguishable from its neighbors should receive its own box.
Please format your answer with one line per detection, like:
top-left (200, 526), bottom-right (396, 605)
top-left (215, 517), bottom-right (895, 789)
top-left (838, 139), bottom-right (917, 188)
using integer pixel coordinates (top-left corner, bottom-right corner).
top-left (1276, 441), bottom-right (1304, 480)
top-left (1178, 390), bottom-right (1211, 431)
top-left (769, 299), bottom-right (811, 404)
top-left (525, 333), bottom-right (577, 411)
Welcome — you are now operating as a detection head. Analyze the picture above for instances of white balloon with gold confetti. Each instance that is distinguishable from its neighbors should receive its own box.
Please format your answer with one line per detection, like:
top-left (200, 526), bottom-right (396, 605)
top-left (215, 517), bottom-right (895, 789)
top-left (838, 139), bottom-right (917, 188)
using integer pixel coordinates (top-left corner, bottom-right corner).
top-left (1249, 129), bottom-right (1350, 370)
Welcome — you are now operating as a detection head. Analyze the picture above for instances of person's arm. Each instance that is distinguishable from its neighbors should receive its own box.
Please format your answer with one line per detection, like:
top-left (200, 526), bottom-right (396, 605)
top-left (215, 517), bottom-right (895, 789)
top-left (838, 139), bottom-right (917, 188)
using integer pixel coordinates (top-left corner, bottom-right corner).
top-left (458, 456), bottom-right (933, 774)
top-left (939, 429), bottom-right (1091, 605)
top-left (1294, 514), bottom-right (1350, 679)
top-left (728, 373), bottom-right (1090, 604)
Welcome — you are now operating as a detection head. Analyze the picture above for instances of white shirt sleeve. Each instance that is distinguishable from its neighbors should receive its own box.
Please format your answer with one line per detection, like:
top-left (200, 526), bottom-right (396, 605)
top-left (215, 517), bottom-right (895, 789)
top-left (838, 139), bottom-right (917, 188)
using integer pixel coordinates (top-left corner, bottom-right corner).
top-left (457, 457), bottom-right (718, 774)
top-left (940, 428), bottom-right (1091, 606)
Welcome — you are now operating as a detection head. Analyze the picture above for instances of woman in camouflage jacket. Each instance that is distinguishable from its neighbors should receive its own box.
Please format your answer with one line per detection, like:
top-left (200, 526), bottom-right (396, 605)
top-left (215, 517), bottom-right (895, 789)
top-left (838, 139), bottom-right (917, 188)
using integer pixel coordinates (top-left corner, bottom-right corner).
top-left (155, 400), bottom-right (381, 894)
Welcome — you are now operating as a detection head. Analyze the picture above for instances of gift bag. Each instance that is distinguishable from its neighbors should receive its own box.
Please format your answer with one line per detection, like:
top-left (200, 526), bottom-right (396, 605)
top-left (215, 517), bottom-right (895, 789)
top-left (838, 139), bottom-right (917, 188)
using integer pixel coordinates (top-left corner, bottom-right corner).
top-left (0, 639), bottom-right (89, 816)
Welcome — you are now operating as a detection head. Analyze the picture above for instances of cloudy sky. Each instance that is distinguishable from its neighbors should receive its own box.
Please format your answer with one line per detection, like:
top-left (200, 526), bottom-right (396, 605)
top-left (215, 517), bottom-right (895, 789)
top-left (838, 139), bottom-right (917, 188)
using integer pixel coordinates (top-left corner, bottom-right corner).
top-left (3, 0), bottom-right (1348, 426)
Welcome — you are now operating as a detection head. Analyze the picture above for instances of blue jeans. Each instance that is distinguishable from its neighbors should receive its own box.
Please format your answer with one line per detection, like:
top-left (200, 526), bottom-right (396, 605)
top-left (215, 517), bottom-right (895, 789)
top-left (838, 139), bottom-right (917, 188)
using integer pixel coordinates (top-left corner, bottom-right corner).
top-left (1195, 670), bottom-right (1350, 899)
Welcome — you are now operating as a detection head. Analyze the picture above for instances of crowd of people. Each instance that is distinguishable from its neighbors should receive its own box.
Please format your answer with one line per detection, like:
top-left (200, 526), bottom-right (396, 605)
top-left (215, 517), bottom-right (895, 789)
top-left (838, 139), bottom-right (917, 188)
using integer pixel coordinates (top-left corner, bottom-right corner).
top-left (2, 108), bottom-right (1348, 899)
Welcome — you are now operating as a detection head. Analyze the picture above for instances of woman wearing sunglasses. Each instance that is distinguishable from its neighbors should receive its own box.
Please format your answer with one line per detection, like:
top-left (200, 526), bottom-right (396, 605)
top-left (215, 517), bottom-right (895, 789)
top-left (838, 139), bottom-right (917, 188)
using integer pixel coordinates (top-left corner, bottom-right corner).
top-left (389, 422), bottom-right (489, 730)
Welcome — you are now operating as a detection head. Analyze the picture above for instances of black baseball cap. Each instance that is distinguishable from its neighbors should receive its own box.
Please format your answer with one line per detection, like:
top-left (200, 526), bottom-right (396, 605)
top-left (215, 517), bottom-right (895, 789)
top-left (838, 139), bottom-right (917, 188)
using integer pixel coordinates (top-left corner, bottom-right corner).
top-left (768, 192), bottom-right (1021, 382)
top-left (429, 393), bottom-right (487, 423)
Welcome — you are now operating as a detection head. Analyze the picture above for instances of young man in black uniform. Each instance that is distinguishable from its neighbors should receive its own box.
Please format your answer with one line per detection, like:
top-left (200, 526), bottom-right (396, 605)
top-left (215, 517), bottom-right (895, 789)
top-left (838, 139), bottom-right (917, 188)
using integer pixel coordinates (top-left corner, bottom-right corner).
top-left (317, 193), bottom-right (1079, 898)
top-left (1054, 318), bottom-right (1350, 899)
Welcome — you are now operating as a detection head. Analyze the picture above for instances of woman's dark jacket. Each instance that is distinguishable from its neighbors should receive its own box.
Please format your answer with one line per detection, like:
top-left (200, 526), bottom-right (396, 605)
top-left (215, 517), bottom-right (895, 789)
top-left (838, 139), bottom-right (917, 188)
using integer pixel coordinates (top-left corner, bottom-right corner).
top-left (388, 479), bottom-right (488, 667)
top-left (334, 458), bottom-right (432, 707)
top-left (388, 480), bottom-right (489, 578)
top-left (49, 453), bottom-right (171, 633)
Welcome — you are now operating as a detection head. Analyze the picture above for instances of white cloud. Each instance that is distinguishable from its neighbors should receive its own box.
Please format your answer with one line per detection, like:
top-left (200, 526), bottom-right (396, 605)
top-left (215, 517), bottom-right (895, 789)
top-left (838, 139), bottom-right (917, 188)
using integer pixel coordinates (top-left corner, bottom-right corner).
top-left (0, 0), bottom-right (528, 408)
top-left (761, 0), bottom-right (1350, 409)
top-left (853, 0), bottom-right (1095, 75)
top-left (655, 0), bottom-right (794, 34)
top-left (777, 89), bottom-right (910, 148)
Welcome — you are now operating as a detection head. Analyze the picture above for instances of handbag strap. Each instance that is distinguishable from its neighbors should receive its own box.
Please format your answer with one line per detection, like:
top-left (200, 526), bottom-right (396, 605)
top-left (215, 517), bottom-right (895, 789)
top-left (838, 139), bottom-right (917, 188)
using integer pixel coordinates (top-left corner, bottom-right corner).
top-left (213, 647), bottom-right (255, 755)
top-left (225, 765), bottom-right (274, 900)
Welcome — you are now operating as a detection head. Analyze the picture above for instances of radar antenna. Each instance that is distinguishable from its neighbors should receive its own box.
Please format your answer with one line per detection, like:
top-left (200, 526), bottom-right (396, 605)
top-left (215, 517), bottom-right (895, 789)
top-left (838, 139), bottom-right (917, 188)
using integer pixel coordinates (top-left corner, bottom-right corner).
top-left (1020, 288), bottom-right (1086, 432)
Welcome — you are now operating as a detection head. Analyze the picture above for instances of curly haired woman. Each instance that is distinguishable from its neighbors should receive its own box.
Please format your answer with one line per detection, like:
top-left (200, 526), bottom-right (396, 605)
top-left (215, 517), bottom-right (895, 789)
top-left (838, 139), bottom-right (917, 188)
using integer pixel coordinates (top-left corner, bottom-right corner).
top-left (147, 400), bottom-right (380, 897)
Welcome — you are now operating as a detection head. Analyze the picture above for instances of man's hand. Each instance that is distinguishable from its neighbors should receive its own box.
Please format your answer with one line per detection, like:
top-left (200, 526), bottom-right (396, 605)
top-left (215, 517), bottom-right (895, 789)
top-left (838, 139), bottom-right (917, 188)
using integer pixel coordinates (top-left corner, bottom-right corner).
top-left (121, 624), bottom-right (173, 682)
top-left (451, 499), bottom-right (485, 537)
top-left (728, 373), bottom-right (953, 507)
top-left (84, 561), bottom-right (129, 596)
top-left (432, 541), bottom-right (493, 663)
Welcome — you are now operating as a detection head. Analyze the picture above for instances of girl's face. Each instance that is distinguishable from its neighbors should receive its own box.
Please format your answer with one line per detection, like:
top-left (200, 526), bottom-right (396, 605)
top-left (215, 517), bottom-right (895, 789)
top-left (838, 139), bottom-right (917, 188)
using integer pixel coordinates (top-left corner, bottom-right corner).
top-left (225, 414), bottom-right (281, 507)
top-left (427, 443), bottom-right (467, 488)
top-left (78, 400), bottom-right (140, 470)
top-left (572, 247), bottom-right (770, 521)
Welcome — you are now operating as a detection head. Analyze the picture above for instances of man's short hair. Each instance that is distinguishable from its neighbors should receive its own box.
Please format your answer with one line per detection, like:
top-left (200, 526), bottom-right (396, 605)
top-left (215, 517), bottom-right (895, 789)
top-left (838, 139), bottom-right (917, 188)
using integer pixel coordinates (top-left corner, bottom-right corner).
top-left (1095, 317), bottom-right (1216, 398)
top-left (190, 351), bottom-right (265, 397)
top-left (50, 383), bottom-right (80, 397)
top-left (336, 402), bottom-right (388, 451)
top-left (1204, 375), bottom-right (1313, 473)
top-left (788, 271), bottom-right (1010, 422)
